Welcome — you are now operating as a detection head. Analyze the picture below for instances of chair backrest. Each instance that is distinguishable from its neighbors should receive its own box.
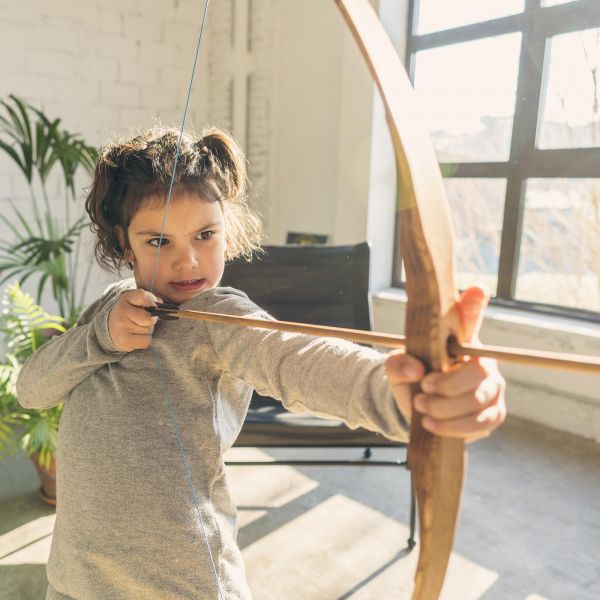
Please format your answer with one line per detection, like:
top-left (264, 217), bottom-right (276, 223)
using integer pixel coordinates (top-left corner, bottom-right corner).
top-left (220, 242), bottom-right (371, 330)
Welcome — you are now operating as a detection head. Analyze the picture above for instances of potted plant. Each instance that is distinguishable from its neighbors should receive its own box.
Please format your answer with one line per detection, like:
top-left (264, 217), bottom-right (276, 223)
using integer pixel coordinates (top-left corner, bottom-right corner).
top-left (0, 282), bottom-right (65, 505)
top-left (0, 95), bottom-right (97, 326)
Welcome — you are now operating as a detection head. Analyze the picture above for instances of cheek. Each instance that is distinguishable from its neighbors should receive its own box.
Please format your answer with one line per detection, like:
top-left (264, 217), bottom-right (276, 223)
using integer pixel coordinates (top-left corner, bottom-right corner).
top-left (135, 248), bottom-right (162, 276)
top-left (209, 246), bottom-right (226, 269)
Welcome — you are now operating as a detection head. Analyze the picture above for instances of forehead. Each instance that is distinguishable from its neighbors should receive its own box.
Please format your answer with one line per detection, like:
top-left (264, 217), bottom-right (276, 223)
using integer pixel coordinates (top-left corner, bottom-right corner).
top-left (132, 191), bottom-right (223, 226)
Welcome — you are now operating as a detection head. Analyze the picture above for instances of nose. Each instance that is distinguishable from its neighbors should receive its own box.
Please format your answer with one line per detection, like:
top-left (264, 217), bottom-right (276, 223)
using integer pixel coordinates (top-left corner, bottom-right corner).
top-left (172, 244), bottom-right (199, 270)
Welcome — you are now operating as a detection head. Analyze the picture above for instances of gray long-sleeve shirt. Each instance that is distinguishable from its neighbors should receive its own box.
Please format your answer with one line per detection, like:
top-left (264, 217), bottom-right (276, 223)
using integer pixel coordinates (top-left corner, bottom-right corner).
top-left (16, 279), bottom-right (408, 599)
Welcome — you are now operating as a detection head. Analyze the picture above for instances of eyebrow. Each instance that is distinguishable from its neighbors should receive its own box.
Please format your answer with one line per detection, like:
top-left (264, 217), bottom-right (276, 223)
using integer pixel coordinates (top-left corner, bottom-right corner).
top-left (134, 222), bottom-right (222, 236)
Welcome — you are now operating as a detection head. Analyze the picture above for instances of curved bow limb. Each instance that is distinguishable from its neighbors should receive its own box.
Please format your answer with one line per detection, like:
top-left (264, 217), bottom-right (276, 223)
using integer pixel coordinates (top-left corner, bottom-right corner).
top-left (334, 1), bottom-right (465, 598)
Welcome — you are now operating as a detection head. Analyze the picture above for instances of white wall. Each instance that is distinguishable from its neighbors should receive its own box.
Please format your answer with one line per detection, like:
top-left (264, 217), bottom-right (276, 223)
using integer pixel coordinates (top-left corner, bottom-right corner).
top-left (265, 0), bottom-right (407, 289)
top-left (266, 0), bottom-right (392, 248)
top-left (0, 0), bottom-right (389, 300)
top-left (0, 0), bottom-right (212, 304)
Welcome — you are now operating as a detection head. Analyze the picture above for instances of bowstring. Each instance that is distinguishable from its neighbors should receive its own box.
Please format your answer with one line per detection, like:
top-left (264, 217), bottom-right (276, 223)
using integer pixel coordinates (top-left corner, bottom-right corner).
top-left (146, 1), bottom-right (224, 598)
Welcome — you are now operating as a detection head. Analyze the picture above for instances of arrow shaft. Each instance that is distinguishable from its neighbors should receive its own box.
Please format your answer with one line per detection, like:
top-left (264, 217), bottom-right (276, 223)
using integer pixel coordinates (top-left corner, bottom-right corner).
top-left (154, 306), bottom-right (600, 374)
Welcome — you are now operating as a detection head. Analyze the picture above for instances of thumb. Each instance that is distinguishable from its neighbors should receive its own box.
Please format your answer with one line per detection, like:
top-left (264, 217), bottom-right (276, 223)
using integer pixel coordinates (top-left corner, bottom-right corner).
top-left (457, 285), bottom-right (489, 343)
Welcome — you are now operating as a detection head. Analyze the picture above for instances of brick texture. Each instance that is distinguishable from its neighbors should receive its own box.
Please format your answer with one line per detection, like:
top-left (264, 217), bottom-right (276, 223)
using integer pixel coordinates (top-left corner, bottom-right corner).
top-left (0, 0), bottom-right (276, 303)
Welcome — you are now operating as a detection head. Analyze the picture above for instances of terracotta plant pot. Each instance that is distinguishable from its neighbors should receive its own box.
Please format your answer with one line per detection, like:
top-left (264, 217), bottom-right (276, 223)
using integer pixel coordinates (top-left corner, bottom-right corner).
top-left (30, 454), bottom-right (57, 506)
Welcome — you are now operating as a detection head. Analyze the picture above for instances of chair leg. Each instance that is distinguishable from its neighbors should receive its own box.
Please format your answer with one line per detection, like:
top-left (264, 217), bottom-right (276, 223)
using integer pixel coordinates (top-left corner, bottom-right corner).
top-left (408, 472), bottom-right (416, 549)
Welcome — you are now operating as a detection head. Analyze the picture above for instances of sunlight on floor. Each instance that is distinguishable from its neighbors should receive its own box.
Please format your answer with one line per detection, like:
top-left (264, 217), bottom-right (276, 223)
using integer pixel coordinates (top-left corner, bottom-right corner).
top-left (241, 493), bottom-right (498, 600)
top-left (225, 447), bottom-right (320, 528)
top-left (5, 447), bottom-right (567, 599)
top-left (0, 514), bottom-right (55, 566)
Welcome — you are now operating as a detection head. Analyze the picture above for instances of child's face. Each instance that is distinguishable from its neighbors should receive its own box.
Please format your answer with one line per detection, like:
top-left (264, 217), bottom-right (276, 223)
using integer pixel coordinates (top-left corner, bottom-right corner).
top-left (123, 192), bottom-right (227, 305)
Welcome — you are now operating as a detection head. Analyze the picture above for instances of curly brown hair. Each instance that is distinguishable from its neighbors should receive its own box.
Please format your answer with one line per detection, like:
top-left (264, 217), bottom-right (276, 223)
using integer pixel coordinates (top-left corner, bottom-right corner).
top-left (85, 126), bottom-right (263, 272)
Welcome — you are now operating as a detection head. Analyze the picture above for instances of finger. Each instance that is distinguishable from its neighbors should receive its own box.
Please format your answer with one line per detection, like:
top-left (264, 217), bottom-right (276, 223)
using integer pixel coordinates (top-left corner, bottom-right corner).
top-left (385, 350), bottom-right (426, 384)
top-left (124, 288), bottom-right (161, 308)
top-left (421, 357), bottom-right (495, 397)
top-left (124, 317), bottom-right (156, 335)
top-left (414, 383), bottom-right (500, 420)
top-left (125, 306), bottom-right (158, 328)
top-left (393, 389), bottom-right (413, 424)
top-left (457, 285), bottom-right (489, 343)
top-left (422, 403), bottom-right (506, 439)
top-left (465, 431), bottom-right (491, 444)
top-left (126, 332), bottom-right (154, 350)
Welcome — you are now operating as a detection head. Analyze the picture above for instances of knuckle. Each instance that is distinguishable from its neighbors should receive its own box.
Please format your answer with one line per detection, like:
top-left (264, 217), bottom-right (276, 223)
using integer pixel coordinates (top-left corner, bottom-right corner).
top-left (414, 393), bottom-right (427, 413)
top-left (498, 375), bottom-right (507, 395)
top-left (496, 403), bottom-right (507, 424)
top-left (474, 387), bottom-right (490, 406)
top-left (470, 360), bottom-right (489, 381)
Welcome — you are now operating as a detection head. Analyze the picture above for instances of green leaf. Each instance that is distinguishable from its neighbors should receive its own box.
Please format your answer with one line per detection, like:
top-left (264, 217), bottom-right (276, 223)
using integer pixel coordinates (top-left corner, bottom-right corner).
top-left (7, 201), bottom-right (35, 238)
top-left (3, 98), bottom-right (33, 180)
top-left (8, 95), bottom-right (33, 146)
top-left (0, 139), bottom-right (26, 177)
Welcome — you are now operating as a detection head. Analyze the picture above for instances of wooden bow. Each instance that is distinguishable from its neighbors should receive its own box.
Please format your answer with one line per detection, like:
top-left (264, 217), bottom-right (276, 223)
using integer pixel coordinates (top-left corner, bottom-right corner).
top-left (334, 1), bottom-right (466, 598)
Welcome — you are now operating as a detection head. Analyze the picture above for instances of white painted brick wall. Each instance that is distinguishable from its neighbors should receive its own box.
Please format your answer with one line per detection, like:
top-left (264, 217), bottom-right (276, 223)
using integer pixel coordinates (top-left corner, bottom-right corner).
top-left (207, 0), bottom-right (236, 135)
top-left (246, 1), bottom-right (276, 226)
top-left (206, 0), bottom-right (276, 228)
top-left (0, 0), bottom-right (275, 277)
top-left (0, 0), bottom-right (212, 304)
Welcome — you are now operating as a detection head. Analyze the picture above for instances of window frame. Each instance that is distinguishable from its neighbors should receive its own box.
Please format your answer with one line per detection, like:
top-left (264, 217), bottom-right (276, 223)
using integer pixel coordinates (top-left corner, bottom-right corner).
top-left (395, 0), bottom-right (600, 321)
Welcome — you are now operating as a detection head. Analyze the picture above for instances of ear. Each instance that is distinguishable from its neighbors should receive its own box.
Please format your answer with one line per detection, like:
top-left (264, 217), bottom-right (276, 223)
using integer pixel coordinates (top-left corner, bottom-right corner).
top-left (116, 226), bottom-right (134, 263)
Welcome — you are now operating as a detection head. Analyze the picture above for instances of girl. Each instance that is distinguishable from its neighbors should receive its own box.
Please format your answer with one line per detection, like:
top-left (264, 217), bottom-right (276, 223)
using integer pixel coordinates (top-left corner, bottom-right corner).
top-left (17, 127), bottom-right (505, 600)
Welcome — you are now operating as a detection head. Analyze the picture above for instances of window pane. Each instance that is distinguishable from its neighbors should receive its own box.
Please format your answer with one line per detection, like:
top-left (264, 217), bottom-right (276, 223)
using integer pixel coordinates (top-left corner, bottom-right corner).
top-left (416, 0), bottom-right (524, 35)
top-left (516, 179), bottom-right (600, 312)
top-left (414, 34), bottom-right (521, 162)
top-left (445, 178), bottom-right (506, 294)
top-left (537, 27), bottom-right (600, 149)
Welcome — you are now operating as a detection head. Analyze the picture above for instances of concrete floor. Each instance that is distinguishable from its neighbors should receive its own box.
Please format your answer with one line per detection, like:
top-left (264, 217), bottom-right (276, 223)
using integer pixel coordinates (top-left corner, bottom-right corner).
top-left (1, 416), bottom-right (599, 600)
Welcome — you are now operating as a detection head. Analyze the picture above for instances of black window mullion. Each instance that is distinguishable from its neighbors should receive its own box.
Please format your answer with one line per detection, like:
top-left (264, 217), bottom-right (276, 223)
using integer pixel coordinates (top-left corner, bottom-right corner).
top-left (497, 179), bottom-right (525, 298)
top-left (411, 14), bottom-right (524, 51)
top-left (497, 0), bottom-right (547, 298)
top-left (441, 162), bottom-right (509, 178)
top-left (529, 148), bottom-right (600, 177)
top-left (400, 0), bottom-right (600, 318)
top-left (536, 0), bottom-right (600, 38)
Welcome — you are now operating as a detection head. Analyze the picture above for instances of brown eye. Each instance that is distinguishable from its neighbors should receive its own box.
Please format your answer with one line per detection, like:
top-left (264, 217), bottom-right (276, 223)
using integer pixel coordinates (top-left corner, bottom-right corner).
top-left (149, 237), bottom-right (168, 247)
top-left (198, 231), bottom-right (214, 241)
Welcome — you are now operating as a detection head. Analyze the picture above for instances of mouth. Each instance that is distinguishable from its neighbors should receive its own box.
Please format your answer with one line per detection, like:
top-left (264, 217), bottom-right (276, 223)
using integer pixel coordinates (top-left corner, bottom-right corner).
top-left (170, 278), bottom-right (207, 292)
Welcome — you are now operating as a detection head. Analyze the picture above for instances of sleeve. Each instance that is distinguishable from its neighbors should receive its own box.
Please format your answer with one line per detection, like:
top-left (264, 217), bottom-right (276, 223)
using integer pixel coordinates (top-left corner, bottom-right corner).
top-left (202, 288), bottom-right (409, 443)
top-left (15, 281), bottom-right (130, 409)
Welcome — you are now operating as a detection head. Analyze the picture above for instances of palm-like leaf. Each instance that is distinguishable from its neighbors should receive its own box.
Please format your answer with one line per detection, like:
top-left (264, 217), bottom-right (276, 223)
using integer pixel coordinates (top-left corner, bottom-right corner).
top-left (10, 217), bottom-right (86, 265)
top-left (0, 95), bottom-right (96, 187)
top-left (0, 96), bottom-right (96, 323)
top-left (0, 96), bottom-right (36, 182)
top-left (0, 282), bottom-right (65, 361)
top-left (0, 355), bottom-right (21, 456)
top-left (0, 284), bottom-right (64, 467)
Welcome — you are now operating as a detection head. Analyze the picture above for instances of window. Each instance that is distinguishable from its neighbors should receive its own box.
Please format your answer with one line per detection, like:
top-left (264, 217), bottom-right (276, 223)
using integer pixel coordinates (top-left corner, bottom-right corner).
top-left (399, 0), bottom-right (600, 318)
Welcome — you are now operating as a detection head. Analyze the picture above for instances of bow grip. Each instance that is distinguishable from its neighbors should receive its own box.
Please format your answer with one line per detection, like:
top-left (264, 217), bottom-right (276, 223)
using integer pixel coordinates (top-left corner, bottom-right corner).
top-left (145, 302), bottom-right (180, 320)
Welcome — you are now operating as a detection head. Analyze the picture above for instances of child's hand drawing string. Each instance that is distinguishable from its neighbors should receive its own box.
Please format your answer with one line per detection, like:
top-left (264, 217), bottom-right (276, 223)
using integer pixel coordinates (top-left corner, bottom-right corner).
top-left (146, 2), bottom-right (225, 599)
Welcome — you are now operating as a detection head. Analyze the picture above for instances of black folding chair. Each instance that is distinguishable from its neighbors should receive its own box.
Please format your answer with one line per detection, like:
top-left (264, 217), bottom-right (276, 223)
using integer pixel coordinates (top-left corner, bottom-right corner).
top-left (222, 242), bottom-right (416, 548)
